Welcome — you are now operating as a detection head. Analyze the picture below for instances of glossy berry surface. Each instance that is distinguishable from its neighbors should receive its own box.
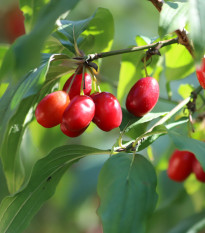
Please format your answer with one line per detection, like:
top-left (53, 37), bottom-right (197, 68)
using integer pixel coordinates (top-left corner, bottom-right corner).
top-left (60, 123), bottom-right (87, 138)
top-left (167, 150), bottom-right (195, 182)
top-left (63, 73), bottom-right (92, 100)
top-left (61, 95), bottom-right (95, 132)
top-left (126, 77), bottom-right (159, 117)
top-left (91, 92), bottom-right (122, 132)
top-left (196, 58), bottom-right (205, 89)
top-left (192, 157), bottom-right (205, 182)
top-left (35, 91), bottom-right (70, 128)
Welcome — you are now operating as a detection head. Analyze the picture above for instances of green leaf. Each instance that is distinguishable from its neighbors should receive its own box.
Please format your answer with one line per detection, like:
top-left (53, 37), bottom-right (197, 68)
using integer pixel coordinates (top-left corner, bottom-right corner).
top-left (0, 145), bottom-right (106, 233)
top-left (165, 44), bottom-right (195, 81)
top-left (117, 51), bottom-right (144, 104)
top-left (168, 211), bottom-right (205, 233)
top-left (159, 1), bottom-right (189, 37)
top-left (0, 0), bottom-right (79, 82)
top-left (20, 0), bottom-right (48, 30)
top-left (53, 8), bottom-right (114, 55)
top-left (0, 54), bottom-right (71, 194)
top-left (189, 0), bottom-right (205, 62)
top-left (97, 153), bottom-right (158, 233)
top-left (168, 130), bottom-right (205, 169)
top-left (136, 125), bottom-right (168, 152)
top-left (120, 109), bottom-right (168, 139)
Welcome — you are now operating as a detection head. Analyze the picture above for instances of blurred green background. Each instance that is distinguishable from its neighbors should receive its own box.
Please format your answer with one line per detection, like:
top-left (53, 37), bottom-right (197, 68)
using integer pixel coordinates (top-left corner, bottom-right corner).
top-left (1, 0), bottom-right (205, 233)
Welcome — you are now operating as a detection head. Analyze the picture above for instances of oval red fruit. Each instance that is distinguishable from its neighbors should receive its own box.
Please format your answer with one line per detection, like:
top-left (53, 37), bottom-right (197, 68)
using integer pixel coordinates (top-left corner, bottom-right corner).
top-left (192, 158), bottom-right (205, 182)
top-left (62, 95), bottom-right (95, 132)
top-left (167, 150), bottom-right (195, 182)
top-left (35, 91), bottom-right (70, 128)
top-left (63, 73), bottom-right (92, 99)
top-left (91, 92), bottom-right (122, 132)
top-left (5, 4), bottom-right (25, 43)
top-left (196, 58), bottom-right (205, 89)
top-left (126, 77), bottom-right (159, 117)
top-left (60, 123), bottom-right (87, 137)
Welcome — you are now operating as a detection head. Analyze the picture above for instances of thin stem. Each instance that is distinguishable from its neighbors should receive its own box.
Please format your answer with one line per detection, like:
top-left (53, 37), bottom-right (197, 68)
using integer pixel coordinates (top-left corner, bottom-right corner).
top-left (86, 37), bottom-right (179, 62)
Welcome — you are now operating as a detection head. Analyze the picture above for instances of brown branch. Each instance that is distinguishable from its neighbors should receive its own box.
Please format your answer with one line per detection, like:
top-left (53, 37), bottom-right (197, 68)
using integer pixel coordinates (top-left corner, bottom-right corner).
top-left (149, 0), bottom-right (194, 58)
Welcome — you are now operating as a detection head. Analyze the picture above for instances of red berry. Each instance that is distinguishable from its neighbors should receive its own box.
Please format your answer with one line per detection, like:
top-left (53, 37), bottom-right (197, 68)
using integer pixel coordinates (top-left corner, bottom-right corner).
top-left (196, 58), bottom-right (205, 89)
top-left (91, 92), bottom-right (122, 132)
top-left (63, 73), bottom-right (92, 100)
top-left (61, 95), bottom-right (95, 132)
top-left (126, 77), bottom-right (159, 117)
top-left (60, 123), bottom-right (87, 137)
top-left (35, 91), bottom-right (70, 128)
top-left (167, 150), bottom-right (195, 182)
top-left (192, 157), bottom-right (205, 182)
top-left (5, 4), bottom-right (25, 43)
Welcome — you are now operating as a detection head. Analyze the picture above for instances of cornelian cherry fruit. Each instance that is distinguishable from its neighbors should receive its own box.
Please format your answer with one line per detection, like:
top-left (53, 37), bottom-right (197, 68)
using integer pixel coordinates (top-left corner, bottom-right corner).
top-left (5, 4), bottom-right (25, 43)
top-left (60, 123), bottom-right (87, 138)
top-left (35, 91), bottom-right (70, 128)
top-left (61, 95), bottom-right (95, 132)
top-left (192, 157), bottom-right (205, 182)
top-left (63, 73), bottom-right (92, 99)
top-left (91, 92), bottom-right (122, 131)
top-left (126, 77), bottom-right (159, 117)
top-left (167, 150), bottom-right (195, 182)
top-left (196, 58), bottom-right (205, 89)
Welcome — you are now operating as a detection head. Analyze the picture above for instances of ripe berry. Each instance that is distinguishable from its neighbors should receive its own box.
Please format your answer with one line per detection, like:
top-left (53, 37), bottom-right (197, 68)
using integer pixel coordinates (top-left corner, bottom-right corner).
top-left (196, 58), bottom-right (205, 89)
top-left (192, 157), bottom-right (205, 182)
top-left (167, 150), bottom-right (195, 182)
top-left (61, 95), bottom-right (95, 132)
top-left (91, 92), bottom-right (122, 131)
top-left (35, 91), bottom-right (70, 128)
top-left (126, 77), bottom-right (159, 117)
top-left (63, 73), bottom-right (92, 100)
top-left (60, 123), bottom-right (87, 138)
top-left (5, 4), bottom-right (25, 43)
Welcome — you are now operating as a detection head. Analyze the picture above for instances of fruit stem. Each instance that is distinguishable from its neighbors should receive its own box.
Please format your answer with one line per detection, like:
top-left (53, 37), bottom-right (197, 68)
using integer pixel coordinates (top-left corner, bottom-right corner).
top-left (80, 65), bottom-right (86, 95)
top-left (143, 57), bottom-right (149, 77)
top-left (86, 37), bottom-right (179, 62)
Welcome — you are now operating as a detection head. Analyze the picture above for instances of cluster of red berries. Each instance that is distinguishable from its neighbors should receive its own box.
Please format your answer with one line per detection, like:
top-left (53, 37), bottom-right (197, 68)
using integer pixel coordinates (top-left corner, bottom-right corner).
top-left (167, 149), bottom-right (205, 183)
top-left (35, 72), bottom-right (122, 137)
top-left (196, 57), bottom-right (205, 89)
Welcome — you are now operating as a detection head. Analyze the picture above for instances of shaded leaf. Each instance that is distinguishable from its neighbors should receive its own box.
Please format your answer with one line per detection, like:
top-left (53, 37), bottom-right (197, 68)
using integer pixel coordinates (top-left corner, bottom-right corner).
top-left (98, 153), bottom-right (158, 233)
top-left (168, 211), bottom-right (205, 233)
top-left (0, 54), bottom-right (72, 193)
top-left (189, 0), bottom-right (205, 62)
top-left (0, 145), bottom-right (106, 233)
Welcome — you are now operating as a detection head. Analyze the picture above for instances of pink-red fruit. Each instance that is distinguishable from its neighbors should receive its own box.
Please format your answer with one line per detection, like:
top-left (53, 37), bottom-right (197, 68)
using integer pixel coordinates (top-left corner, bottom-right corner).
top-left (126, 77), bottom-right (159, 117)
top-left (63, 73), bottom-right (92, 99)
top-left (35, 91), bottom-right (70, 128)
top-left (192, 157), bottom-right (205, 182)
top-left (60, 123), bottom-right (87, 138)
top-left (196, 58), bottom-right (205, 89)
top-left (91, 92), bottom-right (122, 131)
top-left (61, 95), bottom-right (95, 132)
top-left (167, 150), bottom-right (195, 182)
